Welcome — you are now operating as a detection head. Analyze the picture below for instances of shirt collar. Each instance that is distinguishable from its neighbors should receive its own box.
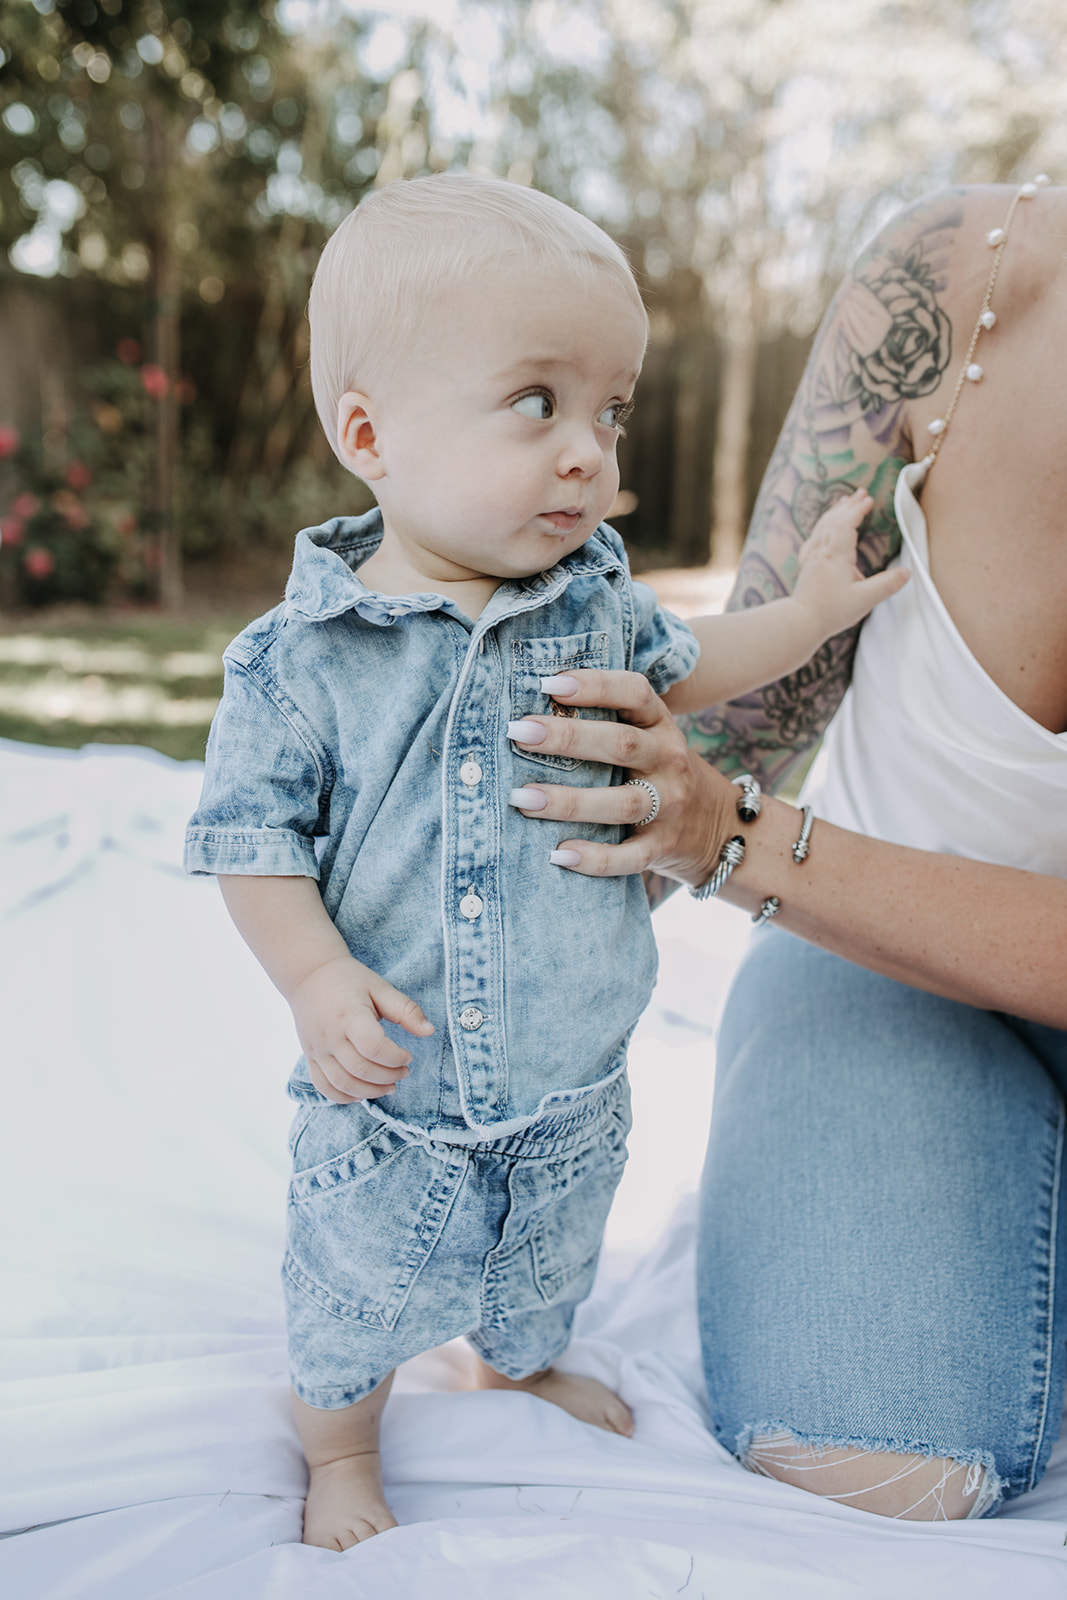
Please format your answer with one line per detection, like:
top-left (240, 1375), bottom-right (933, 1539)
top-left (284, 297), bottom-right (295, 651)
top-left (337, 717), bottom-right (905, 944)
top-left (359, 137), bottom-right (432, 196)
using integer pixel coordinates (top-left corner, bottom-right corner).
top-left (284, 508), bottom-right (627, 626)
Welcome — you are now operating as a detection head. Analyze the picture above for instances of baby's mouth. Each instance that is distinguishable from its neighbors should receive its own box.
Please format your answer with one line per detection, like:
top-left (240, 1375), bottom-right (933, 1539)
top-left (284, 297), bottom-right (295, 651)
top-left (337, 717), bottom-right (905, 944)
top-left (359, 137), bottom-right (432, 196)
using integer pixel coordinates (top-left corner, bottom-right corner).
top-left (540, 508), bottom-right (582, 531)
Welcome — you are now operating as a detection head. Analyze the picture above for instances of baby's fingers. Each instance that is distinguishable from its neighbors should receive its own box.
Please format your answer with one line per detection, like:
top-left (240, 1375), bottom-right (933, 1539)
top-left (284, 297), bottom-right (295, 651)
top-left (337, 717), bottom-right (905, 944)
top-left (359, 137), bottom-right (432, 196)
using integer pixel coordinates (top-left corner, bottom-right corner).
top-left (853, 565), bottom-right (910, 610)
top-left (308, 1052), bottom-right (404, 1104)
top-left (366, 976), bottom-right (436, 1040)
top-left (803, 488), bottom-right (871, 556)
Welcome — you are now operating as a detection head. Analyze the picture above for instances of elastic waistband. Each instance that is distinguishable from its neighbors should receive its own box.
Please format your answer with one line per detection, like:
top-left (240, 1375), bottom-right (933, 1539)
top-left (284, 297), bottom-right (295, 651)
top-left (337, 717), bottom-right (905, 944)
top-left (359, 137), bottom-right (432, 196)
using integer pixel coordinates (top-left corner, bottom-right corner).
top-left (359, 1070), bottom-right (631, 1161)
top-left (466, 1072), bottom-right (631, 1158)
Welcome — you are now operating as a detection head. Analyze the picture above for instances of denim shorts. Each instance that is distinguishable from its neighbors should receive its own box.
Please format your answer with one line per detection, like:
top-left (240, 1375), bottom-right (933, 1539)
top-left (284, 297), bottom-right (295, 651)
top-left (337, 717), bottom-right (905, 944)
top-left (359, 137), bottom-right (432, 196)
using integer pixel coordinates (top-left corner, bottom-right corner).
top-left (283, 1074), bottom-right (631, 1408)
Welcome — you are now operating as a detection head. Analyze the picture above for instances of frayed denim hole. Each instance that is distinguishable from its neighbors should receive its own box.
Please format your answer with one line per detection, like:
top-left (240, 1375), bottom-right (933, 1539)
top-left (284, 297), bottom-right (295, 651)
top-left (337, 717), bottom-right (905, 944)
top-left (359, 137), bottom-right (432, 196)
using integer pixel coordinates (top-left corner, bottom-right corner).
top-left (740, 1426), bottom-right (1003, 1521)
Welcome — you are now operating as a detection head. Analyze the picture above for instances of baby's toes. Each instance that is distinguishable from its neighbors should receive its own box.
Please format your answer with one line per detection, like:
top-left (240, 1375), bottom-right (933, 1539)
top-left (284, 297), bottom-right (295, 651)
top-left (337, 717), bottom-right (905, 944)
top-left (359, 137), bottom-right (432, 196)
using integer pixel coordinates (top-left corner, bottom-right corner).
top-left (604, 1394), bottom-right (635, 1437)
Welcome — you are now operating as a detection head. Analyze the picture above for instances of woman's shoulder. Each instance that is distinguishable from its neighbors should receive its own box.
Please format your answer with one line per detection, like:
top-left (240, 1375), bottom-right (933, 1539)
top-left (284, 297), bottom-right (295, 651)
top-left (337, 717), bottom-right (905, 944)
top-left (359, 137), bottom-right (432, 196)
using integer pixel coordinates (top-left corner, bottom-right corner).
top-left (856, 183), bottom-right (1067, 311)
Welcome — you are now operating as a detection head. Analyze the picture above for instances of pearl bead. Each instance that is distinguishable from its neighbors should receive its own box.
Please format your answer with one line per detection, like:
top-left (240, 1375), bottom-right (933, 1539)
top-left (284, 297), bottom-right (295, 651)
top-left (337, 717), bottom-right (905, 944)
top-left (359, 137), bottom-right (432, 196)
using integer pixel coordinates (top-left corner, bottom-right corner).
top-left (1034, 173), bottom-right (1051, 186)
top-left (965, 364), bottom-right (984, 382)
top-left (979, 309), bottom-right (997, 330)
top-left (927, 418), bottom-right (946, 435)
top-left (1019, 182), bottom-right (1037, 198)
top-left (986, 227), bottom-right (1006, 246)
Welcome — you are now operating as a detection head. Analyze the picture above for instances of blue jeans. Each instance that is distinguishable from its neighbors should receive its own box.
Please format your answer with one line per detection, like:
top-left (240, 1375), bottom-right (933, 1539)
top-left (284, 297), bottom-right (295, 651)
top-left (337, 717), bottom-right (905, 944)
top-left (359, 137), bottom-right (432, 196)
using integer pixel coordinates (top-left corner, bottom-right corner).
top-left (697, 930), bottom-right (1067, 1515)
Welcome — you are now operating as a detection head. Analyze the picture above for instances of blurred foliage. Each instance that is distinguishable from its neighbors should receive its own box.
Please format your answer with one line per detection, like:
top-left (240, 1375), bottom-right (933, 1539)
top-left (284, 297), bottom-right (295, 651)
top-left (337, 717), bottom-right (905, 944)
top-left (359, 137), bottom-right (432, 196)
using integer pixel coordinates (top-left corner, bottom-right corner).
top-left (2, 0), bottom-right (1067, 602)
top-left (0, 0), bottom-right (388, 602)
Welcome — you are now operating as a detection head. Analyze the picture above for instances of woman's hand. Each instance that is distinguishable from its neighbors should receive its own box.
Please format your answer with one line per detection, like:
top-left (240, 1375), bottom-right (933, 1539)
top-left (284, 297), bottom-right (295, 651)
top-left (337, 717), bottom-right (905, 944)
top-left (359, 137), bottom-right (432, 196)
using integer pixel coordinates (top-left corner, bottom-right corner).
top-left (507, 668), bottom-right (734, 886)
top-left (505, 667), bottom-right (1067, 1028)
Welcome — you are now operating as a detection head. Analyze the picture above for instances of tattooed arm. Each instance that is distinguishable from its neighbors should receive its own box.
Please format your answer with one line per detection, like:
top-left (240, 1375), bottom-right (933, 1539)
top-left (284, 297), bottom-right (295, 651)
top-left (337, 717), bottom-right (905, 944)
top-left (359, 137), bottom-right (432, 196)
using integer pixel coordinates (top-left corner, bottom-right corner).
top-left (682, 189), bottom-right (964, 792)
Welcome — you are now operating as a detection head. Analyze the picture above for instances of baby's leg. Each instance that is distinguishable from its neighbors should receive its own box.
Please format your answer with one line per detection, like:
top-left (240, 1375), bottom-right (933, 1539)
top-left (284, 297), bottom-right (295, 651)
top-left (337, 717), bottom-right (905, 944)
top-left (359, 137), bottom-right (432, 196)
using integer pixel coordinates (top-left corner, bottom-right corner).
top-left (293, 1373), bottom-right (397, 1549)
top-left (469, 1356), bottom-right (633, 1436)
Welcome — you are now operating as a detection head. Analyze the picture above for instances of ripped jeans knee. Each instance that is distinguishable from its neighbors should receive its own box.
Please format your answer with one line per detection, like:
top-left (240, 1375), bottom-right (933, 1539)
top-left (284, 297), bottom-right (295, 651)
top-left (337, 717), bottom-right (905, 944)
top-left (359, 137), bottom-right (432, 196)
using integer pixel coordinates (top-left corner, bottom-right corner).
top-left (742, 1427), bottom-right (1003, 1520)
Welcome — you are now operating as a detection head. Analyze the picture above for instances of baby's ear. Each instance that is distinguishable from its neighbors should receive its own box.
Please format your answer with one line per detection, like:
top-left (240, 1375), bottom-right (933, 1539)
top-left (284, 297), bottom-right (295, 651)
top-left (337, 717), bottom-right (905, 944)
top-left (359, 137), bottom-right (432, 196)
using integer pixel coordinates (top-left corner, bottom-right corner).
top-left (337, 391), bottom-right (385, 481)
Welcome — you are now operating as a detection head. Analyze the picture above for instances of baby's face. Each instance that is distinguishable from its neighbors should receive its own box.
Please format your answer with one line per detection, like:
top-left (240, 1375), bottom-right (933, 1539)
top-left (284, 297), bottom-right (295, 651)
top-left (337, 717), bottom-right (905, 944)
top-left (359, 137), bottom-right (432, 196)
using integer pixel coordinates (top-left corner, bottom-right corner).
top-left (355, 267), bottom-right (647, 585)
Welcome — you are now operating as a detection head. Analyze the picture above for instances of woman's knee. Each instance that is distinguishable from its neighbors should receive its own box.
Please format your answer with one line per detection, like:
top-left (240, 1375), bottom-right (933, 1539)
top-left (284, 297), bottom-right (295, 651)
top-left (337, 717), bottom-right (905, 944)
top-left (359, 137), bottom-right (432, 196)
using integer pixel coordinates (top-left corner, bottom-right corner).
top-left (742, 1428), bottom-right (1001, 1520)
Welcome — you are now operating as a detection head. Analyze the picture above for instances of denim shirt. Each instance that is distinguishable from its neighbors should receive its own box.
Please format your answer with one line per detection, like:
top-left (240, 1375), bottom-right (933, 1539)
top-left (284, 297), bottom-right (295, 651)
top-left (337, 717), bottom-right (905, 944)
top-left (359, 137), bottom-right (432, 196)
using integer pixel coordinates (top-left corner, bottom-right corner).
top-left (185, 510), bottom-right (697, 1140)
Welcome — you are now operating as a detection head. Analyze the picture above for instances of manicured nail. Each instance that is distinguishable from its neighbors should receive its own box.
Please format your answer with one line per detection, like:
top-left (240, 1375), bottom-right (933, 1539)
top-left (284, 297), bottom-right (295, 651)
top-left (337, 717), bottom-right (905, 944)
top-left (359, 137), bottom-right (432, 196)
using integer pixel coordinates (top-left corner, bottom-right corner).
top-left (509, 786), bottom-right (548, 810)
top-left (549, 848), bottom-right (582, 867)
top-left (539, 674), bottom-right (579, 695)
top-left (507, 719), bottom-right (546, 744)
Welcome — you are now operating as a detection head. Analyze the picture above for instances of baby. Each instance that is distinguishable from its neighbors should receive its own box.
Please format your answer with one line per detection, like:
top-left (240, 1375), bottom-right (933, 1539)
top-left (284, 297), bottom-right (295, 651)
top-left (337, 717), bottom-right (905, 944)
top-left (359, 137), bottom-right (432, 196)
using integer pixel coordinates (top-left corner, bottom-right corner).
top-left (184, 173), bottom-right (906, 1550)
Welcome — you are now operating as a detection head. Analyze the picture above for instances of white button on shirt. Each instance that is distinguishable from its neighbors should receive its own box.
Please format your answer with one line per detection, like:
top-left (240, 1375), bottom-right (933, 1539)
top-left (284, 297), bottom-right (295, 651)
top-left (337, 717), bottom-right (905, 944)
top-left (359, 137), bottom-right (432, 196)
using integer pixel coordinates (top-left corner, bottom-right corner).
top-left (459, 891), bottom-right (484, 921)
top-left (459, 760), bottom-right (482, 786)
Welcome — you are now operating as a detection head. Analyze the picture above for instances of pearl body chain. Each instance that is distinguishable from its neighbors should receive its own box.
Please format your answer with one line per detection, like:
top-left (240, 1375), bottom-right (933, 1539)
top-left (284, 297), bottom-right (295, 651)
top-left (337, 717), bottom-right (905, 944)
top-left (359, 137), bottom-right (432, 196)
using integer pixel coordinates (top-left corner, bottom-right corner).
top-left (924, 174), bottom-right (1051, 468)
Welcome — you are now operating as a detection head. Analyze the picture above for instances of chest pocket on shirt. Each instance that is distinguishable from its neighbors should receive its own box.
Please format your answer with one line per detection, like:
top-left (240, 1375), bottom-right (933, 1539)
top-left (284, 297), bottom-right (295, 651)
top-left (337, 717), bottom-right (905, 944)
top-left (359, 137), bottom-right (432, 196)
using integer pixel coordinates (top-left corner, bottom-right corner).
top-left (509, 632), bottom-right (612, 773)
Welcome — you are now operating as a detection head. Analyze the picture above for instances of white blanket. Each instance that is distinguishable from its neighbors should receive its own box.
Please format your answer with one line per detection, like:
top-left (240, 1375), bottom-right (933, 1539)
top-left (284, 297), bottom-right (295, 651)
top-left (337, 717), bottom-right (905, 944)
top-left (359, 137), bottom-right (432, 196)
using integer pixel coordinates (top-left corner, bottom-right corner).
top-left (2, 739), bottom-right (1065, 1598)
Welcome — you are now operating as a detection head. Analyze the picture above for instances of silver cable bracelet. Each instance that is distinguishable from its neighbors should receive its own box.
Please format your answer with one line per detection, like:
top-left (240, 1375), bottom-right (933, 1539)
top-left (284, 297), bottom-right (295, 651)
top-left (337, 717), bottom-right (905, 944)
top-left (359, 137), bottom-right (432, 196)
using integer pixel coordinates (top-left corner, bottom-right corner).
top-left (792, 804), bottom-right (814, 863)
top-left (752, 896), bottom-right (781, 927)
top-left (689, 834), bottom-right (746, 901)
top-left (731, 772), bottom-right (761, 823)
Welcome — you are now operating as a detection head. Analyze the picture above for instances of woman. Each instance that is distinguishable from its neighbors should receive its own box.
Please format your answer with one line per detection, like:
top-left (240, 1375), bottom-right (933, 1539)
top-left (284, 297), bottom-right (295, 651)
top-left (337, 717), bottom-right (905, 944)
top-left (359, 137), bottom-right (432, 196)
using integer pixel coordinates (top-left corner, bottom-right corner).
top-left (507, 180), bottom-right (1067, 1519)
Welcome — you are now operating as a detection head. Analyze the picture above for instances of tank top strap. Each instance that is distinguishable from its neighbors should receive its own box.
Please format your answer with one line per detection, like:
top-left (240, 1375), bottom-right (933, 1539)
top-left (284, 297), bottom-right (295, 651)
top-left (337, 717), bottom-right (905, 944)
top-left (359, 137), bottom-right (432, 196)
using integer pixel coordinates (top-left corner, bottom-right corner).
top-left (920, 175), bottom-right (1051, 471)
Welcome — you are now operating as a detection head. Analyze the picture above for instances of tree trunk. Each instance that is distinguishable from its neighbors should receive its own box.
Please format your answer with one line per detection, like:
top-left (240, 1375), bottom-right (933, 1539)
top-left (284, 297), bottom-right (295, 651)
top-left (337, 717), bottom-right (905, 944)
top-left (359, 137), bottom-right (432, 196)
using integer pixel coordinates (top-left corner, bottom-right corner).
top-left (709, 317), bottom-right (758, 570)
top-left (148, 113), bottom-right (182, 610)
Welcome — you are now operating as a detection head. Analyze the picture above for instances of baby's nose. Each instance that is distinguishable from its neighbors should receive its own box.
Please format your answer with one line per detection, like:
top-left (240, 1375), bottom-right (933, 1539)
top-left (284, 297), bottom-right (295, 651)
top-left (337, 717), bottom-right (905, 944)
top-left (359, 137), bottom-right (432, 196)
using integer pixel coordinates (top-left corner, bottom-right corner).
top-left (558, 426), bottom-right (603, 476)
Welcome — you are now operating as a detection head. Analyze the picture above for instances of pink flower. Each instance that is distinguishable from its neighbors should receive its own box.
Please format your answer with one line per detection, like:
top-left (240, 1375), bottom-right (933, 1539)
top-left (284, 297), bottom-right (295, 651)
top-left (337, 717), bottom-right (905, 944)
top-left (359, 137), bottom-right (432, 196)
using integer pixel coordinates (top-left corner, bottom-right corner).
top-left (141, 364), bottom-right (169, 398)
top-left (1, 515), bottom-right (25, 547)
top-left (24, 547), bottom-right (55, 579)
top-left (0, 425), bottom-right (19, 459)
top-left (66, 461), bottom-right (92, 491)
top-left (12, 492), bottom-right (39, 519)
top-left (117, 338), bottom-right (141, 364)
top-left (53, 490), bottom-right (90, 530)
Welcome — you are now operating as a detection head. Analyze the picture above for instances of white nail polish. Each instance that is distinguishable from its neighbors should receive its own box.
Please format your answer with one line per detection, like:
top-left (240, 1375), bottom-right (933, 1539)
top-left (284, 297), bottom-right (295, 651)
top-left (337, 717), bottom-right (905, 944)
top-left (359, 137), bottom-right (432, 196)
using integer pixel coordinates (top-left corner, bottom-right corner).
top-left (549, 849), bottom-right (582, 866)
top-left (507, 719), bottom-right (546, 743)
top-left (539, 674), bottom-right (579, 695)
top-left (509, 787), bottom-right (547, 809)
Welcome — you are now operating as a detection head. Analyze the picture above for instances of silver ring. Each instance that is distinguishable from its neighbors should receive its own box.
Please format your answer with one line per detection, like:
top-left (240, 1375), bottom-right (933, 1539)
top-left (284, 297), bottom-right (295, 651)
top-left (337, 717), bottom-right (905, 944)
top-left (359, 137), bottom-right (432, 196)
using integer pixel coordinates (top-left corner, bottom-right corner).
top-left (625, 777), bottom-right (660, 826)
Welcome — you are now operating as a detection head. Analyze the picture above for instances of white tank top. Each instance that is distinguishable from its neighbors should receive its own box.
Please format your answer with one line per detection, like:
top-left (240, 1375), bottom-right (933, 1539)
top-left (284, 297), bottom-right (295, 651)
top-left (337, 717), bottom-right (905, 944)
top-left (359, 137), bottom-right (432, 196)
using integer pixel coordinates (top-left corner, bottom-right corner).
top-left (805, 458), bottom-right (1067, 878)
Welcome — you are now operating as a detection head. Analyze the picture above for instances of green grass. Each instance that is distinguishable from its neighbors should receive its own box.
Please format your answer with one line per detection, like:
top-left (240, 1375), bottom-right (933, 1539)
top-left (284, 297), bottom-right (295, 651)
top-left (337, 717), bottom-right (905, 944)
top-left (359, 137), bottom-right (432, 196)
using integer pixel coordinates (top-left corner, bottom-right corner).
top-left (0, 610), bottom-right (251, 762)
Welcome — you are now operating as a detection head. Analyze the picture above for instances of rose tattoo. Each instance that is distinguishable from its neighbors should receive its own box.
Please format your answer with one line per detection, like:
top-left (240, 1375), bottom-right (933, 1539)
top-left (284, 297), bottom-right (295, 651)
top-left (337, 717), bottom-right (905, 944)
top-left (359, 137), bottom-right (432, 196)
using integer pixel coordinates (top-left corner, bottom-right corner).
top-left (844, 246), bottom-right (951, 411)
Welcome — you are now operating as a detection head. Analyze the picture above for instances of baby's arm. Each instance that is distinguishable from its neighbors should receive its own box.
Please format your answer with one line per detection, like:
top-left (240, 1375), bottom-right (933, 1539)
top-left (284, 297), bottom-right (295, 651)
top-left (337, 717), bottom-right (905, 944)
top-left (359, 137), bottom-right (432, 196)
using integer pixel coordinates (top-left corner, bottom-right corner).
top-left (218, 875), bottom-right (434, 1102)
top-left (663, 489), bottom-right (909, 714)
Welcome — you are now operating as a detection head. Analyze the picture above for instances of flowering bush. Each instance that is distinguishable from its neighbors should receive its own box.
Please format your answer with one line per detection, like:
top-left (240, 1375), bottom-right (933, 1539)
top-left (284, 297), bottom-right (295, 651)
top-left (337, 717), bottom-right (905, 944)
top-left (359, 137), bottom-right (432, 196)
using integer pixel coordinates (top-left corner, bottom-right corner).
top-left (0, 426), bottom-right (122, 605)
top-left (0, 343), bottom-right (197, 607)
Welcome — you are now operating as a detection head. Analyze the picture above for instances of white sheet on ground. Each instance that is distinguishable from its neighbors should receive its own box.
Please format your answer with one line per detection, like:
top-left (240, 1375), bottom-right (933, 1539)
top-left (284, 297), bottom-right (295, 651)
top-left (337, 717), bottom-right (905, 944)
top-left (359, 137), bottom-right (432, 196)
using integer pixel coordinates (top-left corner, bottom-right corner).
top-left (1, 738), bottom-right (1064, 1599)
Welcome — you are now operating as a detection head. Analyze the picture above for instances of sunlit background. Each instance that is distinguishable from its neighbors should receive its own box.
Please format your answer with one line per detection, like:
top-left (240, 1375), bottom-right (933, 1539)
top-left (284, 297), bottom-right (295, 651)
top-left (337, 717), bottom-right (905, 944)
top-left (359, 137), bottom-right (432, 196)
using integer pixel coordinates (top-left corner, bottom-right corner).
top-left (0, 0), bottom-right (1064, 755)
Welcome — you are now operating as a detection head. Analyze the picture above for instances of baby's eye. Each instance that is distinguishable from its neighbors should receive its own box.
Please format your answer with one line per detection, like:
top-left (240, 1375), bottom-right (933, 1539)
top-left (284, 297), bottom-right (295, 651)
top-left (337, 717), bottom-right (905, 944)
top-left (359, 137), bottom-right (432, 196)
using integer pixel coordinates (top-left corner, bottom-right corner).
top-left (512, 391), bottom-right (554, 420)
top-left (598, 400), bottom-right (633, 431)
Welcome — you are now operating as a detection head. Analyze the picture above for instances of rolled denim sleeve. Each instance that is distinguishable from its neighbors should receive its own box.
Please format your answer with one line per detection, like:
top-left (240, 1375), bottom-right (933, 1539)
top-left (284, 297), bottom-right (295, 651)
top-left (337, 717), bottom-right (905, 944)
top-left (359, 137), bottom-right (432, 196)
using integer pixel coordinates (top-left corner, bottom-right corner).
top-left (184, 655), bottom-right (328, 879)
top-left (630, 579), bottom-right (699, 696)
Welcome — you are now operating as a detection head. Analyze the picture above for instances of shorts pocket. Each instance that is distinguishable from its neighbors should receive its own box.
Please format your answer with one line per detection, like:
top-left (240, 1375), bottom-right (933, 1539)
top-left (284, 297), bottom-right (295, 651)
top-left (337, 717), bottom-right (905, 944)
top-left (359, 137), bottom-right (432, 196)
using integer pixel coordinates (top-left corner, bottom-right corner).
top-left (528, 1121), bottom-right (630, 1305)
top-left (284, 1115), bottom-right (467, 1333)
top-left (509, 632), bottom-right (612, 774)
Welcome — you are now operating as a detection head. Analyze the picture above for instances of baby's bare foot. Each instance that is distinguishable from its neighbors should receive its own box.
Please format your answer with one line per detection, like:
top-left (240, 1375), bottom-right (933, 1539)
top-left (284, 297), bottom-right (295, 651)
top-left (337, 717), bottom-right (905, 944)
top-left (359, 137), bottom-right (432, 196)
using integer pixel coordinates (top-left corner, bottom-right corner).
top-left (301, 1452), bottom-right (398, 1550)
top-left (473, 1359), bottom-right (633, 1437)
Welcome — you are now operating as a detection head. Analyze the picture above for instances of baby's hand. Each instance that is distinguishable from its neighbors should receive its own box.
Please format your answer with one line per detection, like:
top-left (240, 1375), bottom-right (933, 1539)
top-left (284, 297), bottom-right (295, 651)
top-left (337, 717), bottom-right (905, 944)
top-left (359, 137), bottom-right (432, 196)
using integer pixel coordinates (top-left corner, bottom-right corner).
top-left (793, 487), bottom-right (909, 639)
top-left (289, 955), bottom-right (434, 1104)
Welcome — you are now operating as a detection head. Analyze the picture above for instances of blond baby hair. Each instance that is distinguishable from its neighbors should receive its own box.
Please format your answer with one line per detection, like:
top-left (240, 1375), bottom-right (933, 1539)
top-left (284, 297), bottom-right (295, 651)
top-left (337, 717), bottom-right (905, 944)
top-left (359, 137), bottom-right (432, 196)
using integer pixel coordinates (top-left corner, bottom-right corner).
top-left (309, 172), bottom-right (647, 465)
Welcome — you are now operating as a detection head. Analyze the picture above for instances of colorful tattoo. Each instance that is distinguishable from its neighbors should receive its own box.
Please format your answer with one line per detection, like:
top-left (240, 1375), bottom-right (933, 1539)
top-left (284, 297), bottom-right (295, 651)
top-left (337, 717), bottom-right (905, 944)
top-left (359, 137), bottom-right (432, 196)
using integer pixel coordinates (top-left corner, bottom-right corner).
top-left (682, 190), bottom-right (965, 796)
